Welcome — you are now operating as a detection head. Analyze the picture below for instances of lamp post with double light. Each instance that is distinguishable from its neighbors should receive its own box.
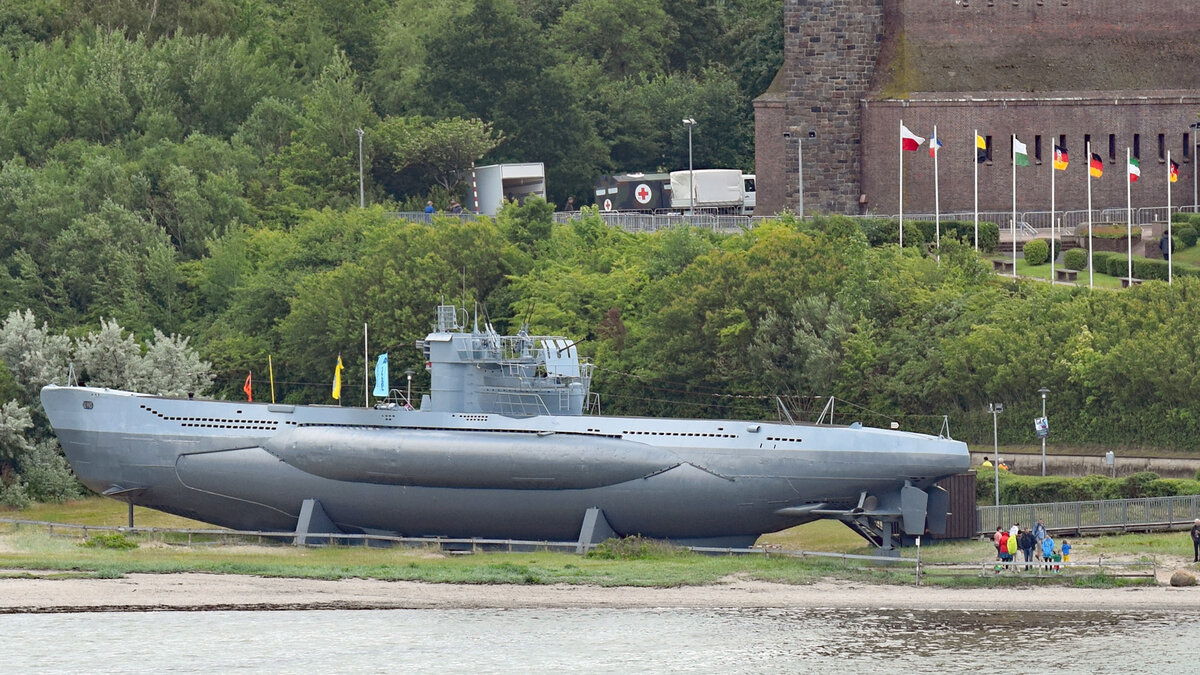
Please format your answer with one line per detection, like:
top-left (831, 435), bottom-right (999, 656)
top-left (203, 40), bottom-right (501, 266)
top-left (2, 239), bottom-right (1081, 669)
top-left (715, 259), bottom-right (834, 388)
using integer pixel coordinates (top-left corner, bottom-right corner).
top-left (683, 118), bottom-right (696, 215)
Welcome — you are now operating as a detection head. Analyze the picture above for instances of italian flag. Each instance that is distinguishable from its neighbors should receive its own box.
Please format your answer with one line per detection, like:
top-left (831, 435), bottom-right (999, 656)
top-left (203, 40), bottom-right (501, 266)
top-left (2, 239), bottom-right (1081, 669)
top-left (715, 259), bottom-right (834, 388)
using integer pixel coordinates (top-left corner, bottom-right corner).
top-left (1013, 137), bottom-right (1030, 166)
top-left (1128, 157), bottom-right (1140, 183)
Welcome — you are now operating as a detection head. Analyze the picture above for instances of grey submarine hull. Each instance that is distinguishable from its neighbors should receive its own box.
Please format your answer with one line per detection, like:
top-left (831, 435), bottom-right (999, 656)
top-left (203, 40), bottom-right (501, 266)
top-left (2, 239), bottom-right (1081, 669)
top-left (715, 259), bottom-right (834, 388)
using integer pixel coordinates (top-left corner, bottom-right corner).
top-left (41, 385), bottom-right (970, 548)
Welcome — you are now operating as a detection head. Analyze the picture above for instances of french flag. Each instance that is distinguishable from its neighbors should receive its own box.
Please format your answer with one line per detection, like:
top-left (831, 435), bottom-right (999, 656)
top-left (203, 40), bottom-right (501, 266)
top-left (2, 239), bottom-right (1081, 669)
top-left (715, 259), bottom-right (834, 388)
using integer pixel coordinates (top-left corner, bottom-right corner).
top-left (901, 124), bottom-right (925, 152)
top-left (929, 130), bottom-right (942, 158)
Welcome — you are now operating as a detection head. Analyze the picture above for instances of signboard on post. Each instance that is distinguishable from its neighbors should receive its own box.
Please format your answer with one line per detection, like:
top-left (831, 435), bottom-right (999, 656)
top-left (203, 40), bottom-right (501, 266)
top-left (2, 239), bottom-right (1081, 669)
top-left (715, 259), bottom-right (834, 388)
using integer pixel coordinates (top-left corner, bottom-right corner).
top-left (1034, 416), bottom-right (1049, 438)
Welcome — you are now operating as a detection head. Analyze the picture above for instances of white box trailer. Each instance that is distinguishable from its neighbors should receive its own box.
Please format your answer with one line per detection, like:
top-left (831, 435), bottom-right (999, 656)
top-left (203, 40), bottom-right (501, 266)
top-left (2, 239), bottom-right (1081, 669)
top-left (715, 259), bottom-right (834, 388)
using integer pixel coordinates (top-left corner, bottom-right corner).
top-left (469, 163), bottom-right (546, 216)
top-left (669, 169), bottom-right (747, 211)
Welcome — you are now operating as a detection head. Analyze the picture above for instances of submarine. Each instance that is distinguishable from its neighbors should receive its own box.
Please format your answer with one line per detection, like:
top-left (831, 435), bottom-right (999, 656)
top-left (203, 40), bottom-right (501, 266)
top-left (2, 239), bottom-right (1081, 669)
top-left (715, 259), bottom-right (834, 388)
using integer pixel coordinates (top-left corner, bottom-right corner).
top-left (40, 304), bottom-right (970, 550)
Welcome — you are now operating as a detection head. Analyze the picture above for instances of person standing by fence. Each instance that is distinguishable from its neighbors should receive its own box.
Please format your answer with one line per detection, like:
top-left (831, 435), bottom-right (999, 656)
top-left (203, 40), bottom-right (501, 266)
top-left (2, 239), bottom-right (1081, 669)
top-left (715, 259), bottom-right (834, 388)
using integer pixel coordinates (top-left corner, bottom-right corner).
top-left (1191, 520), bottom-right (1200, 563)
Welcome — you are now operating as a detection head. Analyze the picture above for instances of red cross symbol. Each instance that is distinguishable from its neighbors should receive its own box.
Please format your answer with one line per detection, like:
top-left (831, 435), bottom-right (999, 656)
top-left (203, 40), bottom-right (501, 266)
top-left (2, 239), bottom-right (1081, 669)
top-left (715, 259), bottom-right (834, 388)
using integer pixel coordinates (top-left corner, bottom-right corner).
top-left (634, 183), bottom-right (652, 204)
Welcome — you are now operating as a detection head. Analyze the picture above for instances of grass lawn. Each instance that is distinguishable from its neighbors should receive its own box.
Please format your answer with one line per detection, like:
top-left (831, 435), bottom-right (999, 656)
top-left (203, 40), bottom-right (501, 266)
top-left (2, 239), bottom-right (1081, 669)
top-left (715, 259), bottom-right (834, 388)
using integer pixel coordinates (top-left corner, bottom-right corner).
top-left (1008, 258), bottom-right (1124, 288)
top-left (4, 497), bottom-right (209, 529)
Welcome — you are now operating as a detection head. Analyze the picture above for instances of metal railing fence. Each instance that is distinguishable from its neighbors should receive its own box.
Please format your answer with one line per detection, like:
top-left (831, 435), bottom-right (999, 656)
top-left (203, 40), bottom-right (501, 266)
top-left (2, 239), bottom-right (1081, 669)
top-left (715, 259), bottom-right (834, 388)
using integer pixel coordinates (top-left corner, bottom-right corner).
top-left (976, 494), bottom-right (1200, 536)
top-left (391, 201), bottom-right (1200, 236)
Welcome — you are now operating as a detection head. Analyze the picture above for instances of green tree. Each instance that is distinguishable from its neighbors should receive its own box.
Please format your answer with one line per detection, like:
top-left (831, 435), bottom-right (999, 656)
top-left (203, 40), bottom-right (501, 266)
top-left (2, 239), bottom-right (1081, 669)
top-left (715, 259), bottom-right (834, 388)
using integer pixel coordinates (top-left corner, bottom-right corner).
top-left (373, 116), bottom-right (502, 197)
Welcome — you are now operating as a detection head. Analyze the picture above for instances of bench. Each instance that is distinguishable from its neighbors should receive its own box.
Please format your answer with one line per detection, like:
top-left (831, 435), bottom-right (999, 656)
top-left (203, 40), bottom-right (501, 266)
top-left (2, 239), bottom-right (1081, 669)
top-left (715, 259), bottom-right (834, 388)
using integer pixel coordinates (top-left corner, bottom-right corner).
top-left (992, 259), bottom-right (1014, 274)
top-left (1054, 268), bottom-right (1078, 283)
top-left (1121, 277), bottom-right (1143, 288)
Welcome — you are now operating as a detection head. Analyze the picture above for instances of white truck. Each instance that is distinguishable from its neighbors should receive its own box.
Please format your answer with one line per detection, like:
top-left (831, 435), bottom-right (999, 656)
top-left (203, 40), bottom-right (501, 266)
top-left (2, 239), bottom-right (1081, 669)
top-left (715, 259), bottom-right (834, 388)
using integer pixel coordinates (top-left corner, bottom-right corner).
top-left (669, 169), bottom-right (756, 215)
top-left (468, 163), bottom-right (546, 216)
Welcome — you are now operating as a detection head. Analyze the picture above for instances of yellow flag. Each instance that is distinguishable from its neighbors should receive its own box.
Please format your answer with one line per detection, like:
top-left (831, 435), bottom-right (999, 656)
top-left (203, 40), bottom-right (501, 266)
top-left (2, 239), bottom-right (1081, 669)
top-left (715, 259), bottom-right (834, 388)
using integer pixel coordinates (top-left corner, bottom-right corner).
top-left (332, 355), bottom-right (344, 400)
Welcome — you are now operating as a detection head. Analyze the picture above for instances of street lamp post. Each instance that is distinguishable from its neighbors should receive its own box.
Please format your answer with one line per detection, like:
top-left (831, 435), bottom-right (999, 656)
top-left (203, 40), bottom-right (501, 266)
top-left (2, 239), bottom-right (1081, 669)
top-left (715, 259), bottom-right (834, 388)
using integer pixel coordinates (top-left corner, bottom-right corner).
top-left (989, 402), bottom-right (1003, 510)
top-left (356, 128), bottom-right (365, 208)
top-left (1038, 387), bottom-right (1050, 476)
top-left (404, 369), bottom-right (414, 408)
top-left (683, 118), bottom-right (697, 216)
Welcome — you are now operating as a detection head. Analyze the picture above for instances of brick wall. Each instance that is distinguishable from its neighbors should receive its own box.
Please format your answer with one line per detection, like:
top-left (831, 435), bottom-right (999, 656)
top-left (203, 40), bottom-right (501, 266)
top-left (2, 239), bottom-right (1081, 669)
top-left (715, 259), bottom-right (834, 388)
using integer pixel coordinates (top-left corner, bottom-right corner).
top-left (774, 0), bottom-right (885, 215)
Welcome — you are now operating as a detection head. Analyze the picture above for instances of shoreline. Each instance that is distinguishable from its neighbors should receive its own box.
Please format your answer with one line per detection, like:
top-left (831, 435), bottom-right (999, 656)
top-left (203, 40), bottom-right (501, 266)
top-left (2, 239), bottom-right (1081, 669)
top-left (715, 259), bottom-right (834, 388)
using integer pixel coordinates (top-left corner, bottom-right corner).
top-left (2, 573), bottom-right (1198, 614)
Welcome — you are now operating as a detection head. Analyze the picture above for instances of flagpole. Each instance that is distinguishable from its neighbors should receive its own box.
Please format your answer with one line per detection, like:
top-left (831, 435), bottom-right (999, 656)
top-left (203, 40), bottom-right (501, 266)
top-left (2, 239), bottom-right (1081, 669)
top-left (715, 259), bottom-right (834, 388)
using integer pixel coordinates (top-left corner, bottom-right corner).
top-left (1126, 147), bottom-right (1133, 283)
top-left (1050, 133), bottom-right (1056, 285)
top-left (1011, 134), bottom-right (1017, 279)
top-left (364, 323), bottom-right (369, 408)
top-left (1168, 150), bottom-right (1174, 285)
top-left (899, 119), bottom-right (904, 248)
top-left (268, 355), bottom-right (275, 404)
top-left (933, 125), bottom-right (940, 263)
top-left (1087, 141), bottom-right (1094, 289)
top-left (973, 129), bottom-right (979, 251)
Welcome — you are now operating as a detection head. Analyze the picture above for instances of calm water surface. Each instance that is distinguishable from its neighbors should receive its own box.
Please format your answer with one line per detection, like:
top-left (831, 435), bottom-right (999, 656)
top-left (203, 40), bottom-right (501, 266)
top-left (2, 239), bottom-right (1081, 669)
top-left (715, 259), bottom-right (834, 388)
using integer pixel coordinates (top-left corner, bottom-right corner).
top-left (3, 607), bottom-right (1196, 673)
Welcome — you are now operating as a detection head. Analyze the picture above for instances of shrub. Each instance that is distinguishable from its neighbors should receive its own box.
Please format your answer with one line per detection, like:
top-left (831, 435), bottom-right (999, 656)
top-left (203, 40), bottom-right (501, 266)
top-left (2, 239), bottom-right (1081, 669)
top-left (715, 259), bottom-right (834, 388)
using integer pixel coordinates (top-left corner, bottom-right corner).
top-left (1022, 239), bottom-right (1049, 266)
top-left (81, 532), bottom-right (139, 550)
top-left (977, 221), bottom-right (1000, 253)
top-left (1091, 250), bottom-right (1121, 273)
top-left (1063, 248), bottom-right (1087, 271)
top-left (1120, 472), bottom-right (1162, 498)
top-left (1176, 224), bottom-right (1198, 248)
top-left (1132, 257), bottom-right (1170, 281)
top-left (586, 535), bottom-right (689, 559)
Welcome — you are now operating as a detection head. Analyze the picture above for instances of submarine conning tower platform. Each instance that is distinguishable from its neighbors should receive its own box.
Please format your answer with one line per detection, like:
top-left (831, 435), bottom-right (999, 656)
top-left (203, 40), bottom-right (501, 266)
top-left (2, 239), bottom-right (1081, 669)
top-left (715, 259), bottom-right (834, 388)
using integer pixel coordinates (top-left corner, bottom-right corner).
top-left (418, 305), bottom-right (594, 417)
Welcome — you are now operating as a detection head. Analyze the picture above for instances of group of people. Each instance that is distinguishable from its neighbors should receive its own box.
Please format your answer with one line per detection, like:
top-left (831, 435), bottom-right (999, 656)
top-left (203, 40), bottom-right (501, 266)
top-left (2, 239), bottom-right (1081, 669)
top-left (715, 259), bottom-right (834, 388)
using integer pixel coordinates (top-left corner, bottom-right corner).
top-left (992, 519), bottom-right (1071, 572)
top-left (424, 200), bottom-right (465, 214)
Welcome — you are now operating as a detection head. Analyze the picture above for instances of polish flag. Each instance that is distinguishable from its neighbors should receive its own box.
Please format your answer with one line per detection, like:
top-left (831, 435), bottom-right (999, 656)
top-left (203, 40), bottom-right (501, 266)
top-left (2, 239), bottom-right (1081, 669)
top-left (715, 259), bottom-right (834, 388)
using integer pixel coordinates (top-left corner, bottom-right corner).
top-left (901, 124), bottom-right (925, 152)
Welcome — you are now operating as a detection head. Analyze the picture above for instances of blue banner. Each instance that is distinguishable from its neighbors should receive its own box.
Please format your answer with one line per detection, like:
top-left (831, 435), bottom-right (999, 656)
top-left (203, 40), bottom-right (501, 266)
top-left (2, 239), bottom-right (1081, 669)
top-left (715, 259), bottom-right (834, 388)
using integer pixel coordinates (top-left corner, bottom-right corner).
top-left (373, 353), bottom-right (389, 397)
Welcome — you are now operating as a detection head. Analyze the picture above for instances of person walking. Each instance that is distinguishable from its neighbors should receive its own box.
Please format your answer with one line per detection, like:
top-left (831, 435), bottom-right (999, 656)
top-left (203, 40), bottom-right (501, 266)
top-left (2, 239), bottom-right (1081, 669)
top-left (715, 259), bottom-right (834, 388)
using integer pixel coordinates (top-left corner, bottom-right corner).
top-left (993, 526), bottom-right (1004, 559)
top-left (1191, 519), bottom-right (1200, 563)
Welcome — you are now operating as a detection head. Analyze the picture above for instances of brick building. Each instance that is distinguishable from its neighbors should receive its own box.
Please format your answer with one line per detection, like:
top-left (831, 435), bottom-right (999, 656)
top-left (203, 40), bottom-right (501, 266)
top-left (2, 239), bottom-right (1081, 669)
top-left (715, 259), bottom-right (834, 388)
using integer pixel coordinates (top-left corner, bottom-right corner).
top-left (754, 0), bottom-right (1200, 217)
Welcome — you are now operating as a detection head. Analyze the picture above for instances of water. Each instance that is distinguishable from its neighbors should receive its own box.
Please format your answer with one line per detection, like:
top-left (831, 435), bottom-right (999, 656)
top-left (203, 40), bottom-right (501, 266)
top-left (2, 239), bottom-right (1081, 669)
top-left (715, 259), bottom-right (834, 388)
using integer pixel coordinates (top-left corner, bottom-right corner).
top-left (2, 608), bottom-right (1195, 673)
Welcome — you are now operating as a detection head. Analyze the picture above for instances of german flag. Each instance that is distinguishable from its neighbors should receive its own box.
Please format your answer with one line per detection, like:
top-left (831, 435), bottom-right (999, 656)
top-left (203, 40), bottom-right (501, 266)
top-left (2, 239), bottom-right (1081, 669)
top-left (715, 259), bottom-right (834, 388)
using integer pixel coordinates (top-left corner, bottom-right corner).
top-left (1053, 145), bottom-right (1068, 171)
top-left (1170, 159), bottom-right (1180, 183)
top-left (1090, 153), bottom-right (1104, 178)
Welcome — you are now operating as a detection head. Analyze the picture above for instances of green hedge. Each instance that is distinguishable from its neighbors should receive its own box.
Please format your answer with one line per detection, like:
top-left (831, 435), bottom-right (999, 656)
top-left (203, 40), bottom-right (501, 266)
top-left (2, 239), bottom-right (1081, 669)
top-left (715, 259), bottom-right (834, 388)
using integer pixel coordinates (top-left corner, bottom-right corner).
top-left (1023, 239), bottom-right (1049, 266)
top-left (1063, 248), bottom-right (1087, 270)
top-left (1175, 224), bottom-right (1198, 248)
top-left (856, 219), bottom-right (999, 253)
top-left (976, 471), bottom-right (1200, 505)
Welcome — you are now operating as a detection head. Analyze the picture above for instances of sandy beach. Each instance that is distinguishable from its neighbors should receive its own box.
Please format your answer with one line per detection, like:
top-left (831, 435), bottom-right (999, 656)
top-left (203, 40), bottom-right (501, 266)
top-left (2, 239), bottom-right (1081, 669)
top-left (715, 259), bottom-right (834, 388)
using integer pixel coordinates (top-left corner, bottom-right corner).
top-left (1, 572), bottom-right (1197, 613)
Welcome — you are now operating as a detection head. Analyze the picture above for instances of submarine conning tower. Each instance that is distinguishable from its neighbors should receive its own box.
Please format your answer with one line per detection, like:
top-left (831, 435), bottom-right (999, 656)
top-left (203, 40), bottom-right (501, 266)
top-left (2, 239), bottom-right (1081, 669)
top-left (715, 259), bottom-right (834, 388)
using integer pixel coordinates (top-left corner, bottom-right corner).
top-left (418, 305), bottom-right (594, 416)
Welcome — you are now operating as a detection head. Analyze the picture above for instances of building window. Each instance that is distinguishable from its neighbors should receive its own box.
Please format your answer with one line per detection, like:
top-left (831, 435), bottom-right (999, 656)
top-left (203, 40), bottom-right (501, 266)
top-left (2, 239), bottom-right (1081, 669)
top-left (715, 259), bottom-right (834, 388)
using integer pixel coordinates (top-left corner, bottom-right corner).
top-left (1034, 135), bottom-right (1042, 164)
top-left (1109, 134), bottom-right (1116, 162)
top-left (1133, 134), bottom-right (1140, 159)
top-left (1186, 133), bottom-right (1192, 162)
top-left (1084, 134), bottom-right (1091, 154)
top-left (986, 135), bottom-right (993, 163)
top-left (1158, 134), bottom-right (1165, 162)
top-left (1059, 135), bottom-right (1066, 152)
